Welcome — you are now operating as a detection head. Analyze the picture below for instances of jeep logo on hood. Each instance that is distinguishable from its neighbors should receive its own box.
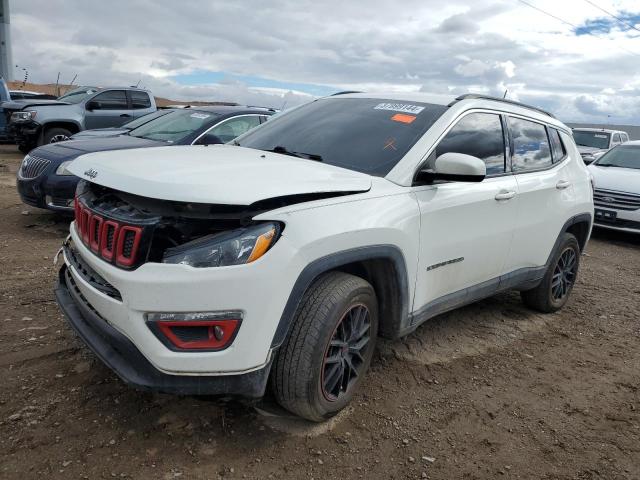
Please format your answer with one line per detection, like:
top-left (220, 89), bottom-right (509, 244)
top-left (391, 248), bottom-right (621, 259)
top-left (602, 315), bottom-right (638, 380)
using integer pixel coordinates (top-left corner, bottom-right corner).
top-left (84, 168), bottom-right (98, 179)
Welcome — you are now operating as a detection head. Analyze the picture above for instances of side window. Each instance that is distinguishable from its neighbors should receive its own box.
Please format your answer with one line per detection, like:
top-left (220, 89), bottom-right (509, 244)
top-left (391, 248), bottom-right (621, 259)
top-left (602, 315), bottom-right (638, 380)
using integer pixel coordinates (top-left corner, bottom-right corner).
top-left (509, 117), bottom-right (552, 172)
top-left (433, 112), bottom-right (506, 175)
top-left (90, 90), bottom-right (128, 110)
top-left (130, 91), bottom-right (152, 109)
top-left (209, 115), bottom-right (262, 143)
top-left (621, 133), bottom-right (629, 142)
top-left (612, 133), bottom-right (621, 144)
top-left (548, 128), bottom-right (566, 163)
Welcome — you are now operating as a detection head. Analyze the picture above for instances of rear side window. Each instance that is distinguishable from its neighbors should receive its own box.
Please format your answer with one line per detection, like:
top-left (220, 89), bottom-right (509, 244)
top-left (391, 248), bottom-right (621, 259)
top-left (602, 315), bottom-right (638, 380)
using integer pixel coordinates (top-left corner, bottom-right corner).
top-left (613, 133), bottom-right (621, 144)
top-left (209, 115), bottom-right (262, 143)
top-left (621, 133), bottom-right (629, 142)
top-left (548, 128), bottom-right (566, 163)
top-left (434, 113), bottom-right (505, 175)
top-left (509, 117), bottom-right (552, 172)
top-left (130, 91), bottom-right (152, 109)
top-left (91, 90), bottom-right (128, 110)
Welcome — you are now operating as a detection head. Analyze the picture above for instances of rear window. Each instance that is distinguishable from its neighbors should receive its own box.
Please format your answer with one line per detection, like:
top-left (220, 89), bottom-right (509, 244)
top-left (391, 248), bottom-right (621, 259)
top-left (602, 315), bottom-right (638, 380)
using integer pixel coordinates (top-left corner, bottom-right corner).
top-left (509, 117), bottom-right (552, 172)
top-left (548, 128), bottom-right (566, 163)
top-left (573, 130), bottom-right (610, 149)
top-left (131, 91), bottom-right (152, 109)
top-left (236, 97), bottom-right (448, 176)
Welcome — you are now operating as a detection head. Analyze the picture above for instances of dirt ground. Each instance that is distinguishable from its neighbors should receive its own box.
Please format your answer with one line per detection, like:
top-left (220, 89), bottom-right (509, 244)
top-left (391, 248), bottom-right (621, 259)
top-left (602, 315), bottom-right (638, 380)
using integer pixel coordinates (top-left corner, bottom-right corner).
top-left (0, 144), bottom-right (639, 480)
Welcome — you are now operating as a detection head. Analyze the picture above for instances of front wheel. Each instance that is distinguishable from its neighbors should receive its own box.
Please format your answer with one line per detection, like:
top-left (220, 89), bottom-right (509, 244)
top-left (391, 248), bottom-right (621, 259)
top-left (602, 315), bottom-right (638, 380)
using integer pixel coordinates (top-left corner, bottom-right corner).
top-left (521, 233), bottom-right (580, 313)
top-left (42, 127), bottom-right (72, 145)
top-left (271, 272), bottom-right (378, 421)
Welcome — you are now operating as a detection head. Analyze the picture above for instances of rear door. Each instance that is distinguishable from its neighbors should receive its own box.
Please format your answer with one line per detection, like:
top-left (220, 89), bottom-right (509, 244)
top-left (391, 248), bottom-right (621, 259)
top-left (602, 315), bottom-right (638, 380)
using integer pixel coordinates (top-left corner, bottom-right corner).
top-left (412, 112), bottom-right (519, 313)
top-left (84, 90), bottom-right (133, 129)
top-left (506, 117), bottom-right (575, 271)
top-left (129, 91), bottom-right (155, 119)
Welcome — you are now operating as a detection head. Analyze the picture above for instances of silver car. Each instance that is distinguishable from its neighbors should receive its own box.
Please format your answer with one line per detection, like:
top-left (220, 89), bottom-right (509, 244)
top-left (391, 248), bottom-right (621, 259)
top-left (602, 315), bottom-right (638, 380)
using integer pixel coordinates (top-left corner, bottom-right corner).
top-left (573, 128), bottom-right (630, 164)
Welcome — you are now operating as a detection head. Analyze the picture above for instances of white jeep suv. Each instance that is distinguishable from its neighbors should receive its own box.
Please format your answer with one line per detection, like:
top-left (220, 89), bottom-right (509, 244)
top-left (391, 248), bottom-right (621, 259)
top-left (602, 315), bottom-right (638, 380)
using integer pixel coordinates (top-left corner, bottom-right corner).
top-left (55, 93), bottom-right (594, 421)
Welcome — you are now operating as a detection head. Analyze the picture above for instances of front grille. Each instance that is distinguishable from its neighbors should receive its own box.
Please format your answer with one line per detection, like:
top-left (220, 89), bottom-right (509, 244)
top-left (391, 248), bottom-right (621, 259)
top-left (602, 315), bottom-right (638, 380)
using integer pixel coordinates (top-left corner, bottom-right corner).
top-left (64, 242), bottom-right (122, 301)
top-left (594, 188), bottom-right (640, 211)
top-left (19, 155), bottom-right (50, 179)
top-left (74, 197), bottom-right (149, 269)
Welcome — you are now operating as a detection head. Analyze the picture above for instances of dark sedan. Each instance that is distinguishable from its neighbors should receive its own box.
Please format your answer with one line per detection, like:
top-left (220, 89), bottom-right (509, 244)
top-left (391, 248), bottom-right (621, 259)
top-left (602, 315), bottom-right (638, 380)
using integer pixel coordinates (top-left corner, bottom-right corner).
top-left (17, 105), bottom-right (274, 212)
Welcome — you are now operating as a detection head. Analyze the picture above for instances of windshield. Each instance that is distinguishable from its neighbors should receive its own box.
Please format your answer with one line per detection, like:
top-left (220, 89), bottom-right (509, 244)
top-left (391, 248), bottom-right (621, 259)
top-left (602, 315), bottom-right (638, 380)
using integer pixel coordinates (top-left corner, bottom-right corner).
top-left (122, 109), bottom-right (174, 129)
top-left (594, 145), bottom-right (640, 170)
top-left (573, 130), bottom-right (610, 149)
top-left (235, 97), bottom-right (448, 176)
top-left (129, 109), bottom-right (220, 143)
top-left (58, 86), bottom-right (99, 104)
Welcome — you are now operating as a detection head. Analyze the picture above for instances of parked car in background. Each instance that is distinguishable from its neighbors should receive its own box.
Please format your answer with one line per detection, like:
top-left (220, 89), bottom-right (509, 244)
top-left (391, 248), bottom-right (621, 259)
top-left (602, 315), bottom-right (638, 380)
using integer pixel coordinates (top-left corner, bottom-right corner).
top-left (0, 76), bottom-right (12, 142)
top-left (70, 109), bottom-right (174, 139)
top-left (588, 141), bottom-right (640, 233)
top-left (9, 90), bottom-right (57, 100)
top-left (572, 128), bottom-right (630, 164)
top-left (17, 105), bottom-right (273, 212)
top-left (55, 92), bottom-right (593, 421)
top-left (4, 86), bottom-right (156, 152)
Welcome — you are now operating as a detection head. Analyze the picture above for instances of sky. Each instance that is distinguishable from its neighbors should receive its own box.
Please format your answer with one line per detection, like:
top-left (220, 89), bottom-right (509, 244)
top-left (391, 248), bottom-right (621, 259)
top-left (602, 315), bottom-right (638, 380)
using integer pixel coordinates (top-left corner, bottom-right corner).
top-left (9, 0), bottom-right (640, 123)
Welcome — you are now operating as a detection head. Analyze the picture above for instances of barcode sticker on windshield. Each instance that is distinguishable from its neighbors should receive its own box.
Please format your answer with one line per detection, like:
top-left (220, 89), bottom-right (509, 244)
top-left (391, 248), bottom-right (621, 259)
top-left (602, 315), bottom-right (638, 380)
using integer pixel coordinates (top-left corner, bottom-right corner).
top-left (375, 103), bottom-right (425, 114)
top-left (190, 113), bottom-right (210, 119)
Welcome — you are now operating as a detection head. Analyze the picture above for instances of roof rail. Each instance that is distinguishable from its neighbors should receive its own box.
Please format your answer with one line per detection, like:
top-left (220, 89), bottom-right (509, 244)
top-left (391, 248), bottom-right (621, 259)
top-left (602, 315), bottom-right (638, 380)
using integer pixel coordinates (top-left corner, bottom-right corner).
top-left (330, 90), bottom-right (362, 96)
top-left (450, 94), bottom-right (555, 119)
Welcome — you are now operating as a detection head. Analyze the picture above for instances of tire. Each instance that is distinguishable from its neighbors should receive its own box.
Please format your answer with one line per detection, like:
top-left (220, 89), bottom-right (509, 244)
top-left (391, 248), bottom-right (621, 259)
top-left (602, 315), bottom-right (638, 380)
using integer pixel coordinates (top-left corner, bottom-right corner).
top-left (521, 233), bottom-right (580, 313)
top-left (271, 271), bottom-right (378, 422)
top-left (42, 127), bottom-right (73, 145)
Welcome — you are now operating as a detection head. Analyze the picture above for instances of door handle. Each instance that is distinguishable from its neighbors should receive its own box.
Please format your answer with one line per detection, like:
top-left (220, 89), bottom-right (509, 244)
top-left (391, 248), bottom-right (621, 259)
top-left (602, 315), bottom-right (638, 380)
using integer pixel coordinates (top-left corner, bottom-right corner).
top-left (120, 114), bottom-right (132, 118)
top-left (556, 180), bottom-right (571, 190)
top-left (495, 190), bottom-right (516, 201)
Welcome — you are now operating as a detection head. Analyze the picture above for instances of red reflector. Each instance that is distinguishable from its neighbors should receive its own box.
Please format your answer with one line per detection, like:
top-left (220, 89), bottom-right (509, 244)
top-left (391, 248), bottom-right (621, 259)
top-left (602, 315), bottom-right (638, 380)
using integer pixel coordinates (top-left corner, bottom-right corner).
top-left (115, 225), bottom-right (143, 267)
top-left (157, 320), bottom-right (240, 350)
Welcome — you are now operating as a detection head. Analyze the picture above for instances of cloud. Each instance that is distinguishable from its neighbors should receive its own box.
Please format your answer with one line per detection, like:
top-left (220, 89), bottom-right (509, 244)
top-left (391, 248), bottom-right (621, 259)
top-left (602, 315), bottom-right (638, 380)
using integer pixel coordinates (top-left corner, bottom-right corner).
top-left (8, 0), bottom-right (640, 122)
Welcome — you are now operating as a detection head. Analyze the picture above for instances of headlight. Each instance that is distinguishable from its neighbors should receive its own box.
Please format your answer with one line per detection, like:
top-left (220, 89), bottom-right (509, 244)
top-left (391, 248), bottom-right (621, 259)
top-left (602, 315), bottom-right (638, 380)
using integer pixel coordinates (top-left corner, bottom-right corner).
top-left (162, 222), bottom-right (280, 268)
top-left (55, 160), bottom-right (74, 176)
top-left (11, 110), bottom-right (37, 121)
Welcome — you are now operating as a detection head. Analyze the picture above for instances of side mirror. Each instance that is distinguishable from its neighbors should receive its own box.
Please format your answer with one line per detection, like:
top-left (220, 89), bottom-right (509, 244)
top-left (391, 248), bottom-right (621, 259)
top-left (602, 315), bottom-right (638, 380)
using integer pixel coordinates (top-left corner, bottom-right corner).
top-left (417, 152), bottom-right (486, 183)
top-left (195, 133), bottom-right (223, 146)
top-left (86, 100), bottom-right (99, 111)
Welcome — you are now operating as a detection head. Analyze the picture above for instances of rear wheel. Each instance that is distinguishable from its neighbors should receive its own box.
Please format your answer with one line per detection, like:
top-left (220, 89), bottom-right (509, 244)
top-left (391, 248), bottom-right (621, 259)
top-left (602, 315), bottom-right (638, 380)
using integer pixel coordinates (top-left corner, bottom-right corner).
top-left (271, 272), bottom-right (378, 421)
top-left (521, 233), bottom-right (580, 313)
top-left (42, 127), bottom-right (72, 145)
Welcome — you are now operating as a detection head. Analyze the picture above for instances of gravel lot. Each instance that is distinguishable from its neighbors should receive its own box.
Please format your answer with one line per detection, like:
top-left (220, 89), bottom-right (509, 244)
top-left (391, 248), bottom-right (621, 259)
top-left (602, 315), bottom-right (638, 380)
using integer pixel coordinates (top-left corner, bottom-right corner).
top-left (1, 144), bottom-right (639, 479)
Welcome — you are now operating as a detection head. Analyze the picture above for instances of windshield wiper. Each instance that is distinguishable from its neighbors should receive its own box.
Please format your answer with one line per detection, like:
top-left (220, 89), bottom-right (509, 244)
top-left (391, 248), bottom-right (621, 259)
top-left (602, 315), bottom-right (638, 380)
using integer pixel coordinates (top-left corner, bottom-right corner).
top-left (264, 145), bottom-right (323, 162)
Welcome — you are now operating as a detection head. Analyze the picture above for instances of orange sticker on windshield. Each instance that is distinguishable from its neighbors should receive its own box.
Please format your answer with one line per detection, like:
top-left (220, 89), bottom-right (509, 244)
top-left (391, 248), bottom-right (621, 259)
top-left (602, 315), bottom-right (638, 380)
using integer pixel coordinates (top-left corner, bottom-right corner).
top-left (391, 113), bottom-right (416, 124)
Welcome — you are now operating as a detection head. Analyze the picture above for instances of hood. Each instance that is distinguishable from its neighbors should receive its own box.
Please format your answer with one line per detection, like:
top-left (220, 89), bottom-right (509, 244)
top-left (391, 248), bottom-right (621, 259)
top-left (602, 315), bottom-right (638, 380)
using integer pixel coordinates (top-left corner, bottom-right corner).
top-left (72, 127), bottom-right (129, 139)
top-left (29, 135), bottom-right (163, 163)
top-left (588, 164), bottom-right (640, 194)
top-left (1, 99), bottom-right (69, 110)
top-left (68, 145), bottom-right (372, 205)
top-left (577, 146), bottom-right (605, 155)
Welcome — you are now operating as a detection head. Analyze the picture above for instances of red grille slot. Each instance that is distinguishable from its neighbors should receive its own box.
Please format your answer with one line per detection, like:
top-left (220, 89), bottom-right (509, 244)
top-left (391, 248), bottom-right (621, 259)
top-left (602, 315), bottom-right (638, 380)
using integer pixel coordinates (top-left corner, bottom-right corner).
top-left (100, 221), bottom-right (119, 262)
top-left (116, 225), bottom-right (143, 267)
top-left (89, 215), bottom-right (103, 253)
top-left (81, 207), bottom-right (91, 245)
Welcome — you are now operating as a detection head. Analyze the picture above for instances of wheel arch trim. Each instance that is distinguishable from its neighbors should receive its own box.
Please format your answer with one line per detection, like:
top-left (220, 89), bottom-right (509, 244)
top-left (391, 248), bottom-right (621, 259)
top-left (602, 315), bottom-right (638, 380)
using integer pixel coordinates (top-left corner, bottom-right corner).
top-left (270, 244), bottom-right (410, 348)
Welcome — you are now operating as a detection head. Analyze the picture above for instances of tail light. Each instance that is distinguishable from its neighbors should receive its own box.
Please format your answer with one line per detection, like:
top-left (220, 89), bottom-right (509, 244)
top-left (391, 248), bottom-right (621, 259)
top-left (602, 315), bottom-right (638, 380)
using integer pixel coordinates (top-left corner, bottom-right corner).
top-left (146, 312), bottom-right (242, 351)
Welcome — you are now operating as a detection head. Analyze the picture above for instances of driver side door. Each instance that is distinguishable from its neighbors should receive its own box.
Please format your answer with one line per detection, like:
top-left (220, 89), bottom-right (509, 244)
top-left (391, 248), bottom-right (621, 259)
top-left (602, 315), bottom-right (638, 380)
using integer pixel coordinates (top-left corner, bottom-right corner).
top-left (84, 90), bottom-right (133, 129)
top-left (411, 112), bottom-right (519, 319)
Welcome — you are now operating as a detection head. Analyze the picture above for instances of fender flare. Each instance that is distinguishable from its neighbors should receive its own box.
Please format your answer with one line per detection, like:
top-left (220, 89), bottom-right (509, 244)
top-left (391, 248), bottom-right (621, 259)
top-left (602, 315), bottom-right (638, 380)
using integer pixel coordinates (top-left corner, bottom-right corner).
top-left (270, 244), bottom-right (410, 348)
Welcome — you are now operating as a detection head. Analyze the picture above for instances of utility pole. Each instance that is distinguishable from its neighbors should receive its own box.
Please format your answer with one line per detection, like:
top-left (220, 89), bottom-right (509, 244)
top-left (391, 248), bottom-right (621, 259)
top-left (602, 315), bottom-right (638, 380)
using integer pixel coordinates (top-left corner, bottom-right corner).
top-left (0, 0), bottom-right (12, 81)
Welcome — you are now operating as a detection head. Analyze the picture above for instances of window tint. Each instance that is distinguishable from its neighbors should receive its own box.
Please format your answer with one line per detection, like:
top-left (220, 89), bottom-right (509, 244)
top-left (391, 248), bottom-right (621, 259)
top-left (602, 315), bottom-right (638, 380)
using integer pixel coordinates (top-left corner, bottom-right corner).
top-left (210, 115), bottom-right (262, 143)
top-left (548, 128), bottom-right (565, 163)
top-left (510, 117), bottom-right (552, 172)
top-left (130, 91), bottom-right (152, 109)
top-left (91, 90), bottom-right (128, 110)
top-left (434, 113), bottom-right (505, 175)
top-left (236, 98), bottom-right (448, 176)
